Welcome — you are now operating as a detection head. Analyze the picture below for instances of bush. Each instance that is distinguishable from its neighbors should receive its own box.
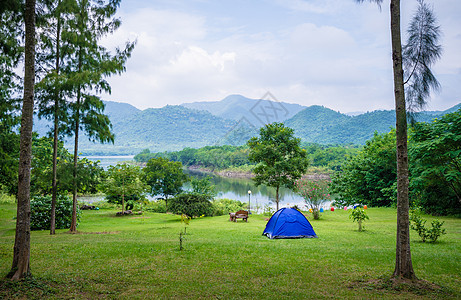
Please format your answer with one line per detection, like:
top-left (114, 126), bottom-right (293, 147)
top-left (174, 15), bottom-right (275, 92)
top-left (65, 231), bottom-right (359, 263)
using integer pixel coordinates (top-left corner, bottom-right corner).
top-left (31, 195), bottom-right (80, 230)
top-left (263, 204), bottom-right (274, 216)
top-left (145, 200), bottom-right (167, 213)
top-left (410, 209), bottom-right (446, 242)
top-left (211, 198), bottom-right (246, 216)
top-left (106, 194), bottom-right (141, 210)
top-left (0, 192), bottom-right (15, 204)
top-left (296, 179), bottom-right (331, 220)
top-left (168, 193), bottom-right (213, 218)
top-left (349, 207), bottom-right (369, 232)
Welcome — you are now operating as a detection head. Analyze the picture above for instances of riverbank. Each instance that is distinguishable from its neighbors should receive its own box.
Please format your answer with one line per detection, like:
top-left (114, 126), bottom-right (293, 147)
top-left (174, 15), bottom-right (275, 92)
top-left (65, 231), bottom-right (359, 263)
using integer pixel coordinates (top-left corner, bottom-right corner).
top-left (187, 165), bottom-right (331, 180)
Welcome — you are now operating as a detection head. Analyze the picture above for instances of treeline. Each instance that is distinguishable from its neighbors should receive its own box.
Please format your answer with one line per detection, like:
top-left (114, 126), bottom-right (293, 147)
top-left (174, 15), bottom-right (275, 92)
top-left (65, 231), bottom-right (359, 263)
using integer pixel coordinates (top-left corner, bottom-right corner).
top-left (1, 0), bottom-right (135, 241)
top-left (134, 146), bottom-right (251, 170)
top-left (134, 143), bottom-right (360, 172)
top-left (331, 109), bottom-right (461, 216)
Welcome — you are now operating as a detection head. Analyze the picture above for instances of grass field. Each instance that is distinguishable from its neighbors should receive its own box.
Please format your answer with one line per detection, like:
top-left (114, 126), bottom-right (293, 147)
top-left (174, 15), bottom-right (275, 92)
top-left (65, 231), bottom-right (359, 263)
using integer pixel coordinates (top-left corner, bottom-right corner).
top-left (0, 202), bottom-right (460, 299)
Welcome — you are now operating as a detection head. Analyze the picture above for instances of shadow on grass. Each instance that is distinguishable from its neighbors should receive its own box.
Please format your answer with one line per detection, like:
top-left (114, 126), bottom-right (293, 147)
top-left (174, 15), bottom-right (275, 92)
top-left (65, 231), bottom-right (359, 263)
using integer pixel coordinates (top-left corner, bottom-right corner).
top-left (0, 277), bottom-right (57, 299)
top-left (348, 275), bottom-right (454, 298)
top-left (348, 229), bottom-right (377, 235)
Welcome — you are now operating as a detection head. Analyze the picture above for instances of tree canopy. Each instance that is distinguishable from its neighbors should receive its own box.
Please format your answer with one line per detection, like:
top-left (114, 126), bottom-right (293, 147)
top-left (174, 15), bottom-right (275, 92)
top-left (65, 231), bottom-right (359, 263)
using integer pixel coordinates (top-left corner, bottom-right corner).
top-left (143, 157), bottom-right (189, 202)
top-left (103, 163), bottom-right (148, 214)
top-left (410, 110), bottom-right (461, 215)
top-left (331, 109), bottom-right (461, 216)
top-left (247, 122), bottom-right (309, 210)
top-left (331, 130), bottom-right (397, 207)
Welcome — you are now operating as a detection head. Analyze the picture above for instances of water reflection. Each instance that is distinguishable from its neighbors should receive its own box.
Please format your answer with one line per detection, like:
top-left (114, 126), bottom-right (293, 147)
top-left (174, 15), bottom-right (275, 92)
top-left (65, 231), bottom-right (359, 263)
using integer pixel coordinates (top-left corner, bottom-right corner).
top-left (184, 170), bottom-right (307, 211)
top-left (80, 156), bottom-right (310, 211)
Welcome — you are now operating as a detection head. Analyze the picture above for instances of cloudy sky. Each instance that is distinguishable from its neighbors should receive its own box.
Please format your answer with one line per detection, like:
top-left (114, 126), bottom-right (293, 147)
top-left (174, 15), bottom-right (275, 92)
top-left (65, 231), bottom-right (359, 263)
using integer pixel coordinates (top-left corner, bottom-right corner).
top-left (101, 0), bottom-right (461, 113)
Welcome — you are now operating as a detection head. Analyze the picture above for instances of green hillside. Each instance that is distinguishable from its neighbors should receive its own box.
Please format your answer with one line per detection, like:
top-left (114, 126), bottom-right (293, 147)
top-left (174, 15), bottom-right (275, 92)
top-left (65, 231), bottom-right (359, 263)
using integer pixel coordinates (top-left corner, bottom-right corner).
top-left (70, 104), bottom-right (249, 155)
top-left (33, 97), bottom-right (461, 155)
top-left (285, 105), bottom-right (451, 144)
top-left (181, 94), bottom-right (306, 127)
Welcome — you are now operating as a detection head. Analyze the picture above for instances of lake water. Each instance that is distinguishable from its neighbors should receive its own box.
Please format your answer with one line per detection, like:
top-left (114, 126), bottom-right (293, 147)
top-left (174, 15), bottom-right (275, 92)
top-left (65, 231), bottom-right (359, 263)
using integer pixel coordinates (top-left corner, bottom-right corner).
top-left (83, 155), bottom-right (134, 169)
top-left (81, 156), bottom-right (323, 212)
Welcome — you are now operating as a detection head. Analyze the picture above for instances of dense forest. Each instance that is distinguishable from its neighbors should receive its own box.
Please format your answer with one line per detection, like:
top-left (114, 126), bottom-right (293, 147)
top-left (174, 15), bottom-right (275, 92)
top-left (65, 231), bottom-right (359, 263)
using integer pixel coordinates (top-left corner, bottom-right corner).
top-left (132, 108), bottom-right (461, 216)
top-left (134, 143), bottom-right (360, 173)
top-left (33, 99), bottom-right (461, 155)
top-left (331, 109), bottom-right (461, 215)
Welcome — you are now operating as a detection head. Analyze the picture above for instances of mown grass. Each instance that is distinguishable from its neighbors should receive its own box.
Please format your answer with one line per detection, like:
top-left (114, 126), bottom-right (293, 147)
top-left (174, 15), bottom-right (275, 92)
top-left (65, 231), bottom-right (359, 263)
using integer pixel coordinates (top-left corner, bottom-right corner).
top-left (0, 203), bottom-right (460, 299)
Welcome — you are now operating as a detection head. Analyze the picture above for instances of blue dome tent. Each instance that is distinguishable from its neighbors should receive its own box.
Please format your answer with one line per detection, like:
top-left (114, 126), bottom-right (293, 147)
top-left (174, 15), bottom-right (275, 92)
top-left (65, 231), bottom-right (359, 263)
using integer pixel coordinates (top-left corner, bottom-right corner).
top-left (263, 208), bottom-right (317, 239)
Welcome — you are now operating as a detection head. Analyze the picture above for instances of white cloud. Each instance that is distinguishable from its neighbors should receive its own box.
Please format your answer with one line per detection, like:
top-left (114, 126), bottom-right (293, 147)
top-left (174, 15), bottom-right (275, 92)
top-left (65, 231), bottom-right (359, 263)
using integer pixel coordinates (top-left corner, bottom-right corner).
top-left (166, 46), bottom-right (236, 74)
top-left (100, 1), bottom-right (461, 113)
top-left (274, 0), bottom-right (347, 14)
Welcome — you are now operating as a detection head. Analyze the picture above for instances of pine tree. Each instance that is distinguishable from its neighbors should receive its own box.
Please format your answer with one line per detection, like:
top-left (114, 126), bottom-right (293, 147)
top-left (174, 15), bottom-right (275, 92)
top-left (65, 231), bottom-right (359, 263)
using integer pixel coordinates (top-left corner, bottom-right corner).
top-left (356, 0), bottom-right (441, 280)
top-left (64, 0), bottom-right (134, 232)
top-left (7, 0), bottom-right (36, 280)
top-left (35, 0), bottom-right (76, 235)
top-left (0, 0), bottom-right (22, 196)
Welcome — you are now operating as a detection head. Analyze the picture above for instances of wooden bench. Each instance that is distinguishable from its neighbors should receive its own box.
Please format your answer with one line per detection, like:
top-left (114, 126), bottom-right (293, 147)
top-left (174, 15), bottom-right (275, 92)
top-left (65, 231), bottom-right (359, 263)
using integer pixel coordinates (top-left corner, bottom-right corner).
top-left (233, 210), bottom-right (248, 222)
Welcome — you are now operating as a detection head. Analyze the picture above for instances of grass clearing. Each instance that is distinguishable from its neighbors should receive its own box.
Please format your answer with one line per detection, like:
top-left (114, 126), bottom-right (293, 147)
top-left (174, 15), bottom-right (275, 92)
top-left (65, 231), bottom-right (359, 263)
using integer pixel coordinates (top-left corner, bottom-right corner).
top-left (1, 204), bottom-right (460, 299)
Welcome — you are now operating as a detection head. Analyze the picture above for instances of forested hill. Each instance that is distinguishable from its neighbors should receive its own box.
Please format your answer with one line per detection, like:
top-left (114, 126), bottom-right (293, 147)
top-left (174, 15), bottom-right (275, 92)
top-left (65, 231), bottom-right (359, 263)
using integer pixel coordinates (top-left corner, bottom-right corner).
top-left (284, 105), bottom-right (443, 145)
top-left (33, 99), bottom-right (461, 155)
top-left (181, 94), bottom-right (306, 127)
top-left (68, 103), bottom-right (254, 155)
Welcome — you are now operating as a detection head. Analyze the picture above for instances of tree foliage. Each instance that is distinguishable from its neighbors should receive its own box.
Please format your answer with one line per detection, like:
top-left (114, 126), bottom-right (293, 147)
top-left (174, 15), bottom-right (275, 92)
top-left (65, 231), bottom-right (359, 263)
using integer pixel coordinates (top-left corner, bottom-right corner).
top-left (403, 0), bottom-right (442, 114)
top-left (0, 0), bottom-right (22, 196)
top-left (190, 176), bottom-right (216, 200)
top-left (143, 157), bottom-right (189, 202)
top-left (103, 163), bottom-right (147, 213)
top-left (409, 110), bottom-right (461, 215)
top-left (331, 110), bottom-right (461, 216)
top-left (248, 123), bottom-right (309, 210)
top-left (30, 195), bottom-right (81, 230)
top-left (0, 119), bottom-right (19, 195)
top-left (30, 136), bottom-right (72, 196)
top-left (349, 207), bottom-right (369, 232)
top-left (296, 179), bottom-right (331, 220)
top-left (168, 193), bottom-right (213, 218)
top-left (331, 130), bottom-right (397, 207)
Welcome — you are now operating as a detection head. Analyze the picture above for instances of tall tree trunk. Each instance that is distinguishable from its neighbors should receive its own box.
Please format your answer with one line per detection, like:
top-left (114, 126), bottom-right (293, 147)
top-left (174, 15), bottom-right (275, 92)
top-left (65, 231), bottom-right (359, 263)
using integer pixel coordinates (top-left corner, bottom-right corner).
top-left (390, 0), bottom-right (416, 280)
top-left (50, 7), bottom-right (61, 235)
top-left (8, 0), bottom-right (36, 280)
top-left (69, 48), bottom-right (82, 233)
top-left (70, 92), bottom-right (79, 233)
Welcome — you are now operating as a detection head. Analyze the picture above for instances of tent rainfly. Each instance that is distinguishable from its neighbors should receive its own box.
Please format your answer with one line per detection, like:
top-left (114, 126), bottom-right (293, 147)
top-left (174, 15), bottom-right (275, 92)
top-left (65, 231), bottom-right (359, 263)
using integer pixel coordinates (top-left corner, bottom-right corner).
top-left (263, 208), bottom-right (317, 239)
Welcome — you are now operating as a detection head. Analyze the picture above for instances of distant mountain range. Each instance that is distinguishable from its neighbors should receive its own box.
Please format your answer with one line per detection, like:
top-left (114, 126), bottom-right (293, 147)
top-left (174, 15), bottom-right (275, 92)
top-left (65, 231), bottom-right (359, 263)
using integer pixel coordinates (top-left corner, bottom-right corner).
top-left (181, 94), bottom-right (305, 127)
top-left (33, 95), bottom-right (461, 155)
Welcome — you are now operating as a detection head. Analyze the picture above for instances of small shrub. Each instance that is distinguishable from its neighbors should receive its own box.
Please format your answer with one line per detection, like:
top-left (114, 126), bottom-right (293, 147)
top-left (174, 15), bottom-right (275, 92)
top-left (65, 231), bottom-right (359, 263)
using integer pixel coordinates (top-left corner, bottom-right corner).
top-left (31, 195), bottom-right (81, 230)
top-left (145, 200), bottom-right (167, 213)
top-left (211, 198), bottom-right (246, 216)
top-left (263, 204), bottom-right (274, 216)
top-left (349, 207), bottom-right (369, 232)
top-left (0, 193), bottom-right (15, 204)
top-left (427, 220), bottom-right (446, 243)
top-left (168, 193), bottom-right (213, 218)
top-left (105, 194), bottom-right (140, 210)
top-left (410, 210), bottom-right (446, 242)
top-left (296, 179), bottom-right (331, 220)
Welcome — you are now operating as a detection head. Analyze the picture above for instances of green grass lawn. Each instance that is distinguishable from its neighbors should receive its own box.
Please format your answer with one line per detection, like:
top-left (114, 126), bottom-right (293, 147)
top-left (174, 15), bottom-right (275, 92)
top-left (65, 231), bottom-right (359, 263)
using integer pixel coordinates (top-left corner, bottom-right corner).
top-left (0, 202), bottom-right (460, 299)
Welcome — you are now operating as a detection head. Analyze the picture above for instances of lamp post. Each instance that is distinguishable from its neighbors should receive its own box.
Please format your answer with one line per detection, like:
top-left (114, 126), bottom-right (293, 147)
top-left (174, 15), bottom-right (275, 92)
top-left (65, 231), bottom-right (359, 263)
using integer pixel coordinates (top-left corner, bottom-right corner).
top-left (248, 190), bottom-right (251, 214)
